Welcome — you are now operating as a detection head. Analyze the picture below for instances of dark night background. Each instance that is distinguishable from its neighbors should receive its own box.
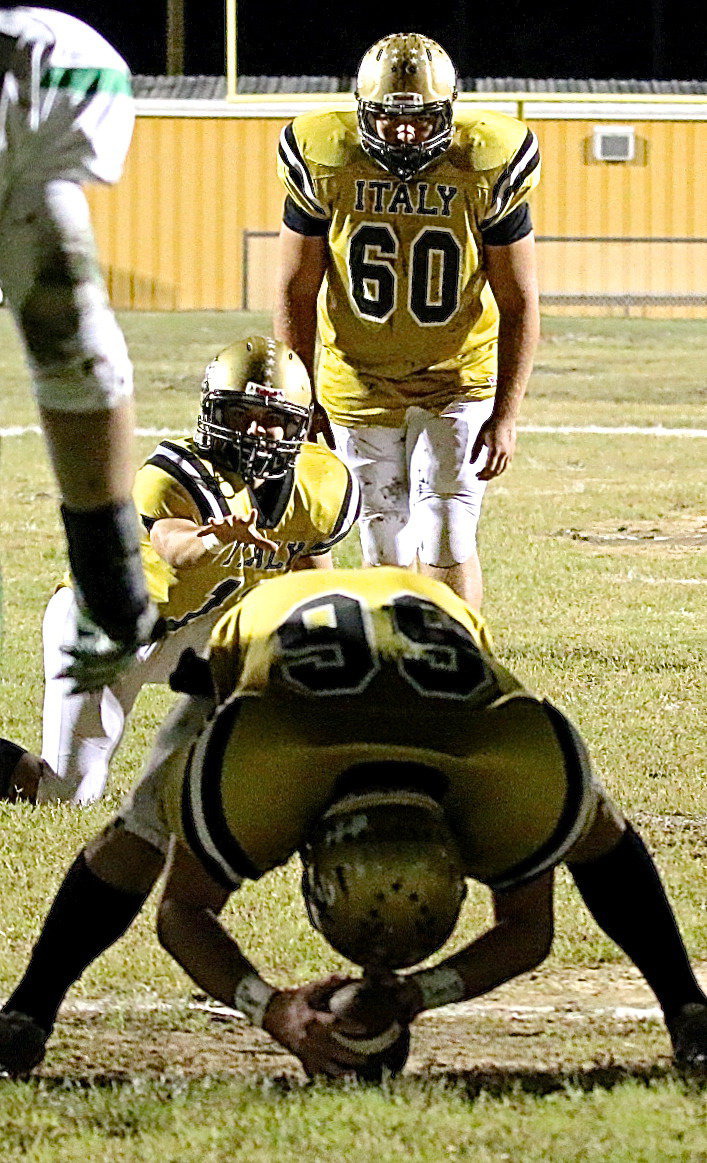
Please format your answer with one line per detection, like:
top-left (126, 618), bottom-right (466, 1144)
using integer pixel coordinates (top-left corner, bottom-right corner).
top-left (20, 1), bottom-right (707, 80)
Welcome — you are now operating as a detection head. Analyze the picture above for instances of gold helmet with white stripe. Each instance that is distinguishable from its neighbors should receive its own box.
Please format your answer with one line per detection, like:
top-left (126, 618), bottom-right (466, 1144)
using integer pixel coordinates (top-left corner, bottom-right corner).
top-left (302, 767), bottom-right (467, 970)
top-left (195, 336), bottom-right (312, 483)
top-left (356, 33), bottom-right (458, 180)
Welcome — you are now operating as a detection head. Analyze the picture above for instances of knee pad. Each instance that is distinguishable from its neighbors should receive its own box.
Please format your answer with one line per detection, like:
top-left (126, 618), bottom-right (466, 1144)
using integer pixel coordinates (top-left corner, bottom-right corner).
top-left (358, 510), bottom-right (417, 567)
top-left (22, 278), bottom-right (133, 412)
top-left (406, 401), bottom-right (492, 567)
top-left (416, 495), bottom-right (483, 568)
top-left (335, 423), bottom-right (421, 566)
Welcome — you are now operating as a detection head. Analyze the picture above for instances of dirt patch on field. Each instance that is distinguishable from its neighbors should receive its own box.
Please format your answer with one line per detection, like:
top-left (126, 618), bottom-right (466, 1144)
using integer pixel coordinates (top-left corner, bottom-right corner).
top-left (27, 962), bottom-right (707, 1086)
top-left (557, 515), bottom-right (707, 555)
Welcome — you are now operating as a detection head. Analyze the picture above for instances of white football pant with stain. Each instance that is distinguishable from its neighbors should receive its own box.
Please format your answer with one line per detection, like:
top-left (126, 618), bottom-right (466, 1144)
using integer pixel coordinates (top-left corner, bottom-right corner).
top-left (40, 586), bottom-right (220, 805)
top-left (333, 397), bottom-right (494, 569)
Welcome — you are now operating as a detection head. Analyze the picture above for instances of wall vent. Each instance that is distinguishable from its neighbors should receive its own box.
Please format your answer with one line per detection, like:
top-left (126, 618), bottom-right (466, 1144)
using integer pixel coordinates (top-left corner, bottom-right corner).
top-left (592, 126), bottom-right (636, 162)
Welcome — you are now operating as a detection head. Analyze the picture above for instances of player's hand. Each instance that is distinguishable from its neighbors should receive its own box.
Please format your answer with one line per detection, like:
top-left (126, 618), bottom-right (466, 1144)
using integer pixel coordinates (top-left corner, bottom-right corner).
top-left (386, 974), bottom-right (425, 1024)
top-left (307, 401), bottom-right (336, 450)
top-left (59, 604), bottom-right (161, 694)
top-left (262, 975), bottom-right (369, 1078)
top-left (196, 512), bottom-right (278, 552)
top-left (470, 415), bottom-right (517, 479)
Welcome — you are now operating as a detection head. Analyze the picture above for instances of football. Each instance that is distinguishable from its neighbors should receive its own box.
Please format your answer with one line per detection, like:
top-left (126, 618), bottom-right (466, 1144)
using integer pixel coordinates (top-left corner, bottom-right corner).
top-left (328, 980), bottom-right (411, 1081)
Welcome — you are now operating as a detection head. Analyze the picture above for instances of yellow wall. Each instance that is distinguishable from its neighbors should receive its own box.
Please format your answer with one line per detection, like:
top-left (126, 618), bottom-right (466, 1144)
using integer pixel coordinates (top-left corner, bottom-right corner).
top-left (532, 118), bottom-right (707, 316)
top-left (87, 115), bottom-right (289, 309)
top-left (86, 110), bottom-right (707, 315)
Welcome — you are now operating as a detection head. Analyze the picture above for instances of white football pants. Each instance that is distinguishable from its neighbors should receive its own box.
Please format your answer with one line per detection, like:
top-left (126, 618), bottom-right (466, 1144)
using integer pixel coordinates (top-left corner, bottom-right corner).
top-left (40, 587), bottom-right (219, 805)
top-left (333, 398), bottom-right (494, 569)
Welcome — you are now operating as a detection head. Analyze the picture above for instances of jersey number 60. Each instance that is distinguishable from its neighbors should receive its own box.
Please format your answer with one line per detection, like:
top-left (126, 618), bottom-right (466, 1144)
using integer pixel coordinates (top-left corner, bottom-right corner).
top-left (348, 223), bottom-right (462, 326)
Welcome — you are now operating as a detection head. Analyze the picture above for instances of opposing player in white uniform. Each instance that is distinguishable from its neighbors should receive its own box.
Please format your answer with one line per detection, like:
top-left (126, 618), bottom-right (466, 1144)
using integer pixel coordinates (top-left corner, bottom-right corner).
top-left (39, 337), bottom-right (359, 804)
top-left (275, 33), bottom-right (541, 609)
top-left (0, 8), bottom-right (155, 690)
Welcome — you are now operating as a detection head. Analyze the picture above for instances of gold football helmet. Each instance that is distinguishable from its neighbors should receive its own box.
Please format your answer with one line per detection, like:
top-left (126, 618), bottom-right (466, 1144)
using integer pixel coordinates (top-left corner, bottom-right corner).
top-left (302, 773), bottom-right (467, 970)
top-left (195, 336), bottom-right (312, 483)
top-left (356, 33), bottom-right (458, 180)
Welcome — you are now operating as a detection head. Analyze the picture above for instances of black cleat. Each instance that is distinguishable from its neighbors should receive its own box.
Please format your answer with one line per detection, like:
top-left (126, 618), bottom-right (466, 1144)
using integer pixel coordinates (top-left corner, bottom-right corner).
top-left (668, 1003), bottom-right (707, 1070)
top-left (0, 1010), bottom-right (48, 1077)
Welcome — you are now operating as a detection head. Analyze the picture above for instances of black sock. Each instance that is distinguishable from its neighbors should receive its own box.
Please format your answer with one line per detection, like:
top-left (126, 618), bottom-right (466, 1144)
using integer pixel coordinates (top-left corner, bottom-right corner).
top-left (60, 500), bottom-right (152, 643)
top-left (568, 823), bottom-right (705, 1024)
top-left (3, 851), bottom-right (150, 1032)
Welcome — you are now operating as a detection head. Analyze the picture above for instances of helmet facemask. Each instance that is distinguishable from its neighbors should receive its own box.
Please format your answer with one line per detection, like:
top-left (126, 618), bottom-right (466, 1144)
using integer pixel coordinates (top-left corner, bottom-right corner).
top-left (356, 33), bottom-right (458, 181)
top-left (196, 385), bottom-right (310, 484)
top-left (357, 95), bottom-right (454, 181)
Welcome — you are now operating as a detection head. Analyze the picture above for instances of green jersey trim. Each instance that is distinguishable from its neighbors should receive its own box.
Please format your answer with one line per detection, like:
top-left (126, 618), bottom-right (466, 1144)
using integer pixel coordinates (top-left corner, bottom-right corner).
top-left (41, 67), bottom-right (132, 99)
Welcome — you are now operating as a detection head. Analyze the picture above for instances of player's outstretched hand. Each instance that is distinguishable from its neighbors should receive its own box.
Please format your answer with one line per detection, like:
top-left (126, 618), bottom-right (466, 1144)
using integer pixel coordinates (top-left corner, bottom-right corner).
top-left (262, 975), bottom-right (370, 1078)
top-left (196, 512), bottom-right (278, 552)
top-left (59, 604), bottom-right (162, 694)
top-left (470, 414), bottom-right (517, 480)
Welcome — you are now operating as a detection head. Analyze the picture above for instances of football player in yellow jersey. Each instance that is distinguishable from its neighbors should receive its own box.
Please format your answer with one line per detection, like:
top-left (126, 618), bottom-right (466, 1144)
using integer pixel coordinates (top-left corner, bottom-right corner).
top-left (38, 337), bottom-right (360, 804)
top-left (275, 32), bottom-right (541, 609)
top-left (3, 570), bottom-right (705, 1079)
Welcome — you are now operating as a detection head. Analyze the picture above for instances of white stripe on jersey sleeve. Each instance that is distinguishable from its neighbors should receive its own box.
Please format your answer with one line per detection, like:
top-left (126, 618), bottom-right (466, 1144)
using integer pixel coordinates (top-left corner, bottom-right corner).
top-left (185, 717), bottom-right (245, 888)
top-left (278, 125), bottom-right (329, 221)
top-left (154, 444), bottom-right (226, 521)
top-left (481, 130), bottom-right (540, 230)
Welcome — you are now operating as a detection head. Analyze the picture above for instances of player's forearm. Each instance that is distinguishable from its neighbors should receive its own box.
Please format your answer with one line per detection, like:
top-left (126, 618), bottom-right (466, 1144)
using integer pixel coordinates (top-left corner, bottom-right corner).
top-left (149, 520), bottom-right (219, 568)
top-left (157, 899), bottom-right (269, 1009)
top-left (293, 552), bottom-right (333, 571)
top-left (273, 224), bottom-right (326, 386)
top-left (407, 914), bottom-right (552, 1014)
top-left (491, 299), bottom-right (540, 424)
top-left (405, 871), bottom-right (555, 1017)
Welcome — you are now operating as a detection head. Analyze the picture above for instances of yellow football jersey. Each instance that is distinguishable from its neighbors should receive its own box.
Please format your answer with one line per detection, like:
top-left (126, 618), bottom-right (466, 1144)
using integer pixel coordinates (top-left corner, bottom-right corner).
top-left (131, 437), bottom-right (359, 629)
top-left (164, 568), bottom-right (595, 893)
top-left (278, 109), bottom-right (541, 426)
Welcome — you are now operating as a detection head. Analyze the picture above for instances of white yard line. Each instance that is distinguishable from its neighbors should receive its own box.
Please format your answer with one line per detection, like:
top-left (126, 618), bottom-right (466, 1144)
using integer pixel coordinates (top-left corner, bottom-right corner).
top-left (1, 426), bottom-right (181, 438)
top-left (59, 997), bottom-right (664, 1024)
top-left (521, 425), bottom-right (707, 437)
top-left (441, 1002), bottom-right (663, 1021)
top-left (612, 576), bottom-right (707, 585)
top-left (3, 425), bottom-right (707, 439)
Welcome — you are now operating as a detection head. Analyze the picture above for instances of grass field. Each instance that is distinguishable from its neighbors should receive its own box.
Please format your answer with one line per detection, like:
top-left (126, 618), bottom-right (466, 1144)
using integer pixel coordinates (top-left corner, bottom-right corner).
top-left (0, 311), bottom-right (706, 1159)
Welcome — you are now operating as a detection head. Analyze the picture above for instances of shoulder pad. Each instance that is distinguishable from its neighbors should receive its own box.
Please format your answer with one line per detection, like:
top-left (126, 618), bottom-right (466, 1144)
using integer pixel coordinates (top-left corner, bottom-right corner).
top-left (451, 109), bottom-right (534, 173)
top-left (290, 110), bottom-right (361, 170)
top-left (294, 442), bottom-right (360, 550)
top-left (294, 440), bottom-right (349, 488)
